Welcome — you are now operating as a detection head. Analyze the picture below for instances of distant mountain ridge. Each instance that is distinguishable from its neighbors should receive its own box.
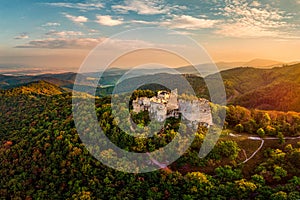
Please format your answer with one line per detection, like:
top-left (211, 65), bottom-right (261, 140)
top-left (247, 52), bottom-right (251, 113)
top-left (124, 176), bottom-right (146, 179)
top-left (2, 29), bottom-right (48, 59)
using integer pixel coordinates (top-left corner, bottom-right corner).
top-left (241, 58), bottom-right (283, 68)
top-left (162, 59), bottom-right (298, 76)
top-left (1, 62), bottom-right (300, 112)
top-left (217, 58), bottom-right (299, 68)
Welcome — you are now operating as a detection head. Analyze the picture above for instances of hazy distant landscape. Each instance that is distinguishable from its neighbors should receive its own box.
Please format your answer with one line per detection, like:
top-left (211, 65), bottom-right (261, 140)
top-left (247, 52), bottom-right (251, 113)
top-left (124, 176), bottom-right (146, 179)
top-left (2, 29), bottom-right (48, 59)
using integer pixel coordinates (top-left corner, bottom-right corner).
top-left (0, 58), bottom-right (297, 76)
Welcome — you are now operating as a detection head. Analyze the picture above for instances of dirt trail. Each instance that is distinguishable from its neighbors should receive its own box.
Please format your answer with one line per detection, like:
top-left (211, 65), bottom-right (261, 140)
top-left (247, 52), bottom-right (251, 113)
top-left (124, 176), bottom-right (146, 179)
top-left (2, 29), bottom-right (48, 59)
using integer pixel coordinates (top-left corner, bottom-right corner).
top-left (232, 135), bottom-right (300, 164)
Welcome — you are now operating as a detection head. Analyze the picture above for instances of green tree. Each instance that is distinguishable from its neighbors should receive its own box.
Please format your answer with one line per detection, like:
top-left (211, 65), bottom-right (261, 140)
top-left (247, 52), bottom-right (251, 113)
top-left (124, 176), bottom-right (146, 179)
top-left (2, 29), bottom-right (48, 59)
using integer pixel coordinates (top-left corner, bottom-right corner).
top-left (235, 179), bottom-right (257, 199)
top-left (257, 128), bottom-right (265, 138)
top-left (270, 191), bottom-right (288, 200)
top-left (273, 166), bottom-right (287, 181)
top-left (277, 132), bottom-right (285, 144)
top-left (234, 124), bottom-right (244, 133)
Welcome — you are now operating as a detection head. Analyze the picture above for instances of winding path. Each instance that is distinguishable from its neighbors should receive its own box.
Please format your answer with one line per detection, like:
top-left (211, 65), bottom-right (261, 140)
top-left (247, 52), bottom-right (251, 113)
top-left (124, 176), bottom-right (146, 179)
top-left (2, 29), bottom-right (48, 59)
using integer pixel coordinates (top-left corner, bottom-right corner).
top-left (232, 135), bottom-right (300, 164)
top-left (241, 137), bottom-right (264, 164)
top-left (146, 135), bottom-right (300, 169)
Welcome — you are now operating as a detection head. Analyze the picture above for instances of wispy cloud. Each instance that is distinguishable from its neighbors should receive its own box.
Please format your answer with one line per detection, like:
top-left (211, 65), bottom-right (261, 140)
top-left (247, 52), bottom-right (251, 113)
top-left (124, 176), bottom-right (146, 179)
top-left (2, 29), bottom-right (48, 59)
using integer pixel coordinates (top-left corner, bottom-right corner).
top-left (163, 15), bottom-right (219, 30)
top-left (96, 15), bottom-right (123, 26)
top-left (215, 0), bottom-right (293, 38)
top-left (14, 37), bottom-right (155, 50)
top-left (87, 29), bottom-right (100, 35)
top-left (168, 30), bottom-right (195, 36)
top-left (15, 38), bottom-right (104, 49)
top-left (216, 23), bottom-right (281, 38)
top-left (112, 0), bottom-right (186, 15)
top-left (45, 30), bottom-right (84, 37)
top-left (44, 2), bottom-right (104, 12)
top-left (63, 13), bottom-right (88, 24)
top-left (14, 33), bottom-right (29, 40)
top-left (130, 20), bottom-right (160, 25)
top-left (42, 22), bottom-right (61, 27)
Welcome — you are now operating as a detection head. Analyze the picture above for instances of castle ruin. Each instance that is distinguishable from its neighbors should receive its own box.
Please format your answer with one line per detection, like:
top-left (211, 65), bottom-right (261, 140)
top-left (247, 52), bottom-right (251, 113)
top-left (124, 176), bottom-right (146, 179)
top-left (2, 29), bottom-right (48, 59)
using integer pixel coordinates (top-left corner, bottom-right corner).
top-left (132, 89), bottom-right (213, 128)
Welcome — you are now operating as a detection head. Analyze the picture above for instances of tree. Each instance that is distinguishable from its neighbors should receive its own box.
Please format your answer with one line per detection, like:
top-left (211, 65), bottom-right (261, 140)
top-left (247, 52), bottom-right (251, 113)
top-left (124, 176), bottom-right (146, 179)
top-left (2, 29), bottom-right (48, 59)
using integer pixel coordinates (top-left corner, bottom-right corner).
top-left (215, 165), bottom-right (242, 182)
top-left (277, 132), bottom-right (285, 144)
top-left (235, 179), bottom-right (257, 198)
top-left (234, 124), bottom-right (244, 133)
top-left (292, 151), bottom-right (300, 167)
top-left (184, 172), bottom-right (211, 197)
top-left (270, 191), bottom-right (288, 200)
top-left (261, 113), bottom-right (271, 128)
top-left (244, 119), bottom-right (258, 134)
top-left (288, 192), bottom-right (300, 200)
top-left (273, 166), bottom-right (287, 181)
top-left (217, 141), bottom-right (241, 160)
top-left (265, 125), bottom-right (276, 136)
top-left (257, 128), bottom-right (265, 138)
top-left (251, 174), bottom-right (265, 186)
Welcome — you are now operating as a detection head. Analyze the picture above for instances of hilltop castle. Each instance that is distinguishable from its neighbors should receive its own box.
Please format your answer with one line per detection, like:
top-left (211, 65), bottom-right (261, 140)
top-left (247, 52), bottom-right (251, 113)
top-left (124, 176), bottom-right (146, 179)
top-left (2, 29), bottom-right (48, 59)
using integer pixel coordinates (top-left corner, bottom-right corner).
top-left (132, 89), bottom-right (213, 128)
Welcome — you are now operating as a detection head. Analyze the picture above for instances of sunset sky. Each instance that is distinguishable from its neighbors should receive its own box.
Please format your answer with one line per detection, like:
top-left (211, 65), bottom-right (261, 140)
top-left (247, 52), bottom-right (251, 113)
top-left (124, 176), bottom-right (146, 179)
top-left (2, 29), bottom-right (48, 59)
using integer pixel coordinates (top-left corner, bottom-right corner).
top-left (1, 0), bottom-right (300, 73)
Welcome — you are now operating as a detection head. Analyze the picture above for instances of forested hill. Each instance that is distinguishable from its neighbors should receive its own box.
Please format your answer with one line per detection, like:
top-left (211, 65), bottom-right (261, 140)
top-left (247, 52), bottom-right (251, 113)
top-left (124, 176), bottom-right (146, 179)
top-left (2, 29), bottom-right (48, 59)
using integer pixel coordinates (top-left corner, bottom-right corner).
top-left (0, 80), bottom-right (67, 96)
top-left (1, 85), bottom-right (300, 199)
top-left (216, 63), bottom-right (300, 111)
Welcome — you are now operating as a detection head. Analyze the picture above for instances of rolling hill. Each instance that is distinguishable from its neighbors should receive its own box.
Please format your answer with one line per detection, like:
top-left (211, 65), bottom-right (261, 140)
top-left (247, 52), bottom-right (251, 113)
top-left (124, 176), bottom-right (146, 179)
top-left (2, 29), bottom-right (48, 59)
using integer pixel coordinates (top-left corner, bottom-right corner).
top-left (1, 62), bottom-right (300, 111)
top-left (217, 63), bottom-right (300, 111)
top-left (0, 80), bottom-right (67, 96)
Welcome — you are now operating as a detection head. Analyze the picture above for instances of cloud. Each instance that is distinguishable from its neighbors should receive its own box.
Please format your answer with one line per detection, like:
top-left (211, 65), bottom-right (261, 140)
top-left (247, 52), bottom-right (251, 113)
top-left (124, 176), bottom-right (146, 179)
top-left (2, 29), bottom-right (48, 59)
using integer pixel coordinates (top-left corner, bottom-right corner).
top-left (88, 29), bottom-right (98, 33)
top-left (112, 0), bottom-right (186, 15)
top-left (168, 31), bottom-right (195, 36)
top-left (45, 30), bottom-right (84, 37)
top-left (251, 1), bottom-right (261, 7)
top-left (64, 13), bottom-right (88, 24)
top-left (15, 38), bottom-right (104, 49)
top-left (44, 2), bottom-right (104, 11)
top-left (163, 15), bottom-right (219, 30)
top-left (14, 33), bottom-right (29, 40)
top-left (96, 15), bottom-right (123, 26)
top-left (42, 22), bottom-right (61, 27)
top-left (14, 37), bottom-right (157, 51)
top-left (215, 0), bottom-right (293, 38)
top-left (129, 20), bottom-right (160, 25)
top-left (215, 23), bottom-right (281, 38)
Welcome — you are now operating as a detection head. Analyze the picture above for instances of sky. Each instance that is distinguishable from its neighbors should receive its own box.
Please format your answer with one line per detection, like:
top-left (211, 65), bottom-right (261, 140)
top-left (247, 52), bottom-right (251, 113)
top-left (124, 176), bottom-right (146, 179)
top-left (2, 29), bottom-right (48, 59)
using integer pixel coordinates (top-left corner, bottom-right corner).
top-left (1, 0), bottom-right (300, 73)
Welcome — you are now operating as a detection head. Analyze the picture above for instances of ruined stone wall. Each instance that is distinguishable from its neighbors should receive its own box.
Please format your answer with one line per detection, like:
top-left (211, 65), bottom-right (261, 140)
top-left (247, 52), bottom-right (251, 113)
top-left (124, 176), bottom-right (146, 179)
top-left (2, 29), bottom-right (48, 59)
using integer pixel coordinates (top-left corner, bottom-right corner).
top-left (132, 90), bottom-right (213, 127)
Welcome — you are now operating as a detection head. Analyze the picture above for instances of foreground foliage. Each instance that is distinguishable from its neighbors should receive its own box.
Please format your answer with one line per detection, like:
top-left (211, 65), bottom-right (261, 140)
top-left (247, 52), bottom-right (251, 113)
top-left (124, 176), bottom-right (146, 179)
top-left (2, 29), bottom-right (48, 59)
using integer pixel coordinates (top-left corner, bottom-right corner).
top-left (0, 85), bottom-right (300, 199)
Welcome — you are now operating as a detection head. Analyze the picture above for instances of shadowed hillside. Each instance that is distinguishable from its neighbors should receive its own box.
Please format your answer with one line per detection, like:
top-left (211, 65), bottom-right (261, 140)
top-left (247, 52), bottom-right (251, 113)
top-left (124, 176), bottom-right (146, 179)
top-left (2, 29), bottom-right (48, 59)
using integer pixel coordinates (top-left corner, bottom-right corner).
top-left (217, 63), bottom-right (300, 111)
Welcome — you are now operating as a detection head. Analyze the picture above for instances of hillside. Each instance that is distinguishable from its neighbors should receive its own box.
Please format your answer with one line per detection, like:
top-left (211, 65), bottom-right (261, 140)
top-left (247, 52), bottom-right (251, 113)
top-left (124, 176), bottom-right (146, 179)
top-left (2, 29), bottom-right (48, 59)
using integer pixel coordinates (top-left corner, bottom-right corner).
top-left (232, 81), bottom-right (300, 111)
top-left (0, 81), bottom-right (66, 96)
top-left (217, 63), bottom-right (300, 111)
top-left (0, 72), bottom-right (93, 89)
top-left (1, 88), bottom-right (300, 199)
top-left (113, 63), bottom-right (300, 112)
